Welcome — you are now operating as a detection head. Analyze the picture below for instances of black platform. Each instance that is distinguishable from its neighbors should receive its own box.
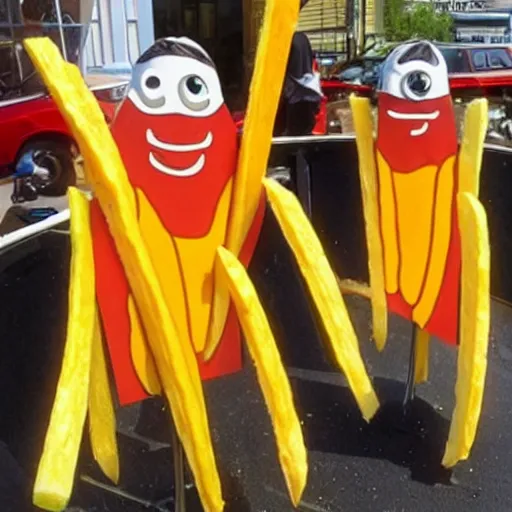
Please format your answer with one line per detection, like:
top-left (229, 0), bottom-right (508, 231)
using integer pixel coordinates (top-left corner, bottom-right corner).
top-left (0, 138), bottom-right (511, 511)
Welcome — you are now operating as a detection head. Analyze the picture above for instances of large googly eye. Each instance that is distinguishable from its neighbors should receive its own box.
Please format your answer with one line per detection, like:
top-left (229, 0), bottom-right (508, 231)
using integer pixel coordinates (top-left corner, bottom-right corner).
top-left (145, 75), bottom-right (161, 89)
top-left (139, 70), bottom-right (165, 109)
top-left (178, 75), bottom-right (210, 111)
top-left (401, 71), bottom-right (432, 99)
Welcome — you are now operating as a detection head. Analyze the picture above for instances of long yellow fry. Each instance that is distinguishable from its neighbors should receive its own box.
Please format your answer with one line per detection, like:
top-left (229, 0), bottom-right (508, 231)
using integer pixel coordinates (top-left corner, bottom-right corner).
top-left (414, 328), bottom-right (430, 385)
top-left (25, 38), bottom-right (223, 512)
top-left (33, 188), bottom-right (95, 511)
top-left (458, 99), bottom-right (488, 197)
top-left (89, 309), bottom-right (120, 484)
top-left (216, 247), bottom-right (307, 506)
top-left (263, 178), bottom-right (379, 421)
top-left (350, 95), bottom-right (388, 351)
top-left (442, 192), bottom-right (490, 468)
top-left (204, 0), bottom-right (300, 360)
top-left (337, 277), bottom-right (372, 300)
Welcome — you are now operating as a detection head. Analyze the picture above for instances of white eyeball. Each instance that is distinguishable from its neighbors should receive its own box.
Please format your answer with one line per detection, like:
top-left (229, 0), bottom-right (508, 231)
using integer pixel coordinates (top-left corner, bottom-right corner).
top-left (139, 68), bottom-right (165, 108)
top-left (178, 75), bottom-right (210, 111)
top-left (128, 55), bottom-right (225, 117)
top-left (379, 41), bottom-right (449, 101)
top-left (401, 71), bottom-right (432, 100)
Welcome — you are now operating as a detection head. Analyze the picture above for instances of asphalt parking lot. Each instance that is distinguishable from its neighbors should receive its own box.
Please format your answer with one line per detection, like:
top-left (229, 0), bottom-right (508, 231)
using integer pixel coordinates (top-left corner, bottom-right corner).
top-left (0, 208), bottom-right (511, 512)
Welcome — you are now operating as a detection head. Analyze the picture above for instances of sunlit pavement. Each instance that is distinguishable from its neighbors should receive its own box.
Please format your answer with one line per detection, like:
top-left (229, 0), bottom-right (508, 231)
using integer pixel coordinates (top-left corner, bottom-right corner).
top-left (0, 210), bottom-right (511, 512)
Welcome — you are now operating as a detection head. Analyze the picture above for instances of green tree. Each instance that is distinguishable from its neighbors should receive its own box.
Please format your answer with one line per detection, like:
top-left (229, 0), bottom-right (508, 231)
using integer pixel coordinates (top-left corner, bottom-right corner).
top-left (384, 1), bottom-right (454, 42)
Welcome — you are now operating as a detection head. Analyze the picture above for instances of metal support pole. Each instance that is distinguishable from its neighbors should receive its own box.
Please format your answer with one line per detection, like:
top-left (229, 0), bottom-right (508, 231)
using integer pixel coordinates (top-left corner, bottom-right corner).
top-left (53, 0), bottom-right (68, 61)
top-left (402, 323), bottom-right (418, 411)
top-left (170, 417), bottom-right (186, 512)
top-left (295, 149), bottom-right (312, 219)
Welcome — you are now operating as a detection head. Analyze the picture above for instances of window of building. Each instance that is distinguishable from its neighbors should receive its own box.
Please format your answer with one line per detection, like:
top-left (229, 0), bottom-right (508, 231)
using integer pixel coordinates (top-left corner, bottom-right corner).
top-left (0, 0), bottom-right (91, 100)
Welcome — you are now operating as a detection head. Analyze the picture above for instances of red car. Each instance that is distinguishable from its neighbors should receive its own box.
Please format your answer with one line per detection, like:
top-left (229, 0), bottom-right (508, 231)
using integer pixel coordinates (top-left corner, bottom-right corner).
top-left (0, 41), bottom-right (128, 198)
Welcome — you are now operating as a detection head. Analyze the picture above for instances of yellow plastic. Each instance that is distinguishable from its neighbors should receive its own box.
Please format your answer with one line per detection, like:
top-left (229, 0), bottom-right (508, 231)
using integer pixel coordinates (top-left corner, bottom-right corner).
top-left (173, 179), bottom-right (233, 354)
top-left (350, 95), bottom-right (388, 351)
top-left (204, 0), bottom-right (300, 360)
top-left (264, 178), bottom-right (379, 422)
top-left (128, 296), bottom-right (161, 396)
top-left (414, 328), bottom-right (430, 385)
top-left (375, 152), bottom-right (399, 294)
top-left (458, 99), bottom-right (488, 197)
top-left (337, 278), bottom-right (372, 300)
top-left (33, 188), bottom-right (95, 511)
top-left (411, 157), bottom-right (456, 327)
top-left (216, 247), bottom-right (307, 506)
top-left (442, 194), bottom-right (490, 467)
top-left (89, 309), bottom-right (120, 484)
top-left (25, 38), bottom-right (223, 512)
top-left (391, 163), bottom-right (440, 306)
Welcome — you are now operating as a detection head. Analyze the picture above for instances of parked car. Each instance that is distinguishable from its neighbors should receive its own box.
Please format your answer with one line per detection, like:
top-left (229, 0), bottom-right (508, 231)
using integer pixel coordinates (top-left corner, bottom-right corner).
top-left (0, 39), bottom-right (128, 200)
top-left (324, 41), bottom-right (512, 98)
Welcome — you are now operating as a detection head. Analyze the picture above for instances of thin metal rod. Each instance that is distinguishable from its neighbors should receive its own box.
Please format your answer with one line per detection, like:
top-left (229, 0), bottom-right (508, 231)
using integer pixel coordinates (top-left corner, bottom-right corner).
top-left (402, 322), bottom-right (418, 410)
top-left (295, 149), bottom-right (312, 218)
top-left (53, 0), bottom-right (69, 61)
top-left (0, 209), bottom-right (70, 252)
top-left (170, 415), bottom-right (186, 512)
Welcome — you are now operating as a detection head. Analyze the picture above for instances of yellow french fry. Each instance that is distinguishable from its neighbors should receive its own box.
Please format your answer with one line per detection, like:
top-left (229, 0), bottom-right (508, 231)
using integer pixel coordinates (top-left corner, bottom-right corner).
top-left (89, 309), bottom-right (120, 484)
top-left (414, 328), bottom-right (430, 385)
top-left (263, 178), bottom-right (379, 422)
top-left (350, 95), bottom-right (388, 351)
top-left (442, 192), bottom-right (490, 468)
top-left (25, 38), bottom-right (223, 512)
top-left (216, 247), bottom-right (307, 507)
top-left (205, 0), bottom-right (300, 360)
top-left (33, 188), bottom-right (95, 511)
top-left (458, 99), bottom-right (488, 197)
top-left (337, 277), bottom-right (372, 300)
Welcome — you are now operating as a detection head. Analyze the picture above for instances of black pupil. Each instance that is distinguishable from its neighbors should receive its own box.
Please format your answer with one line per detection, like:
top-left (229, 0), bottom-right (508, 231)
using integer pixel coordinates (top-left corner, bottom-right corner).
top-left (407, 72), bottom-right (431, 95)
top-left (146, 76), bottom-right (160, 89)
top-left (186, 76), bottom-right (204, 95)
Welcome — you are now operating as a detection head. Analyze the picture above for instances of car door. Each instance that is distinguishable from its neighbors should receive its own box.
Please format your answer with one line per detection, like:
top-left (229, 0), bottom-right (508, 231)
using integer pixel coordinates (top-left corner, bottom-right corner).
top-left (0, 41), bottom-right (24, 173)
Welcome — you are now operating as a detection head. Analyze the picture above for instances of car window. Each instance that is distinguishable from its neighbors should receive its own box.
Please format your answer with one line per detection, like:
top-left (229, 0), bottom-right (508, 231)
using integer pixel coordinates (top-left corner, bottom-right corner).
top-left (472, 50), bottom-right (487, 70)
top-left (439, 48), bottom-right (471, 73)
top-left (0, 45), bottom-right (16, 90)
top-left (488, 49), bottom-right (512, 69)
top-left (338, 59), bottom-right (364, 80)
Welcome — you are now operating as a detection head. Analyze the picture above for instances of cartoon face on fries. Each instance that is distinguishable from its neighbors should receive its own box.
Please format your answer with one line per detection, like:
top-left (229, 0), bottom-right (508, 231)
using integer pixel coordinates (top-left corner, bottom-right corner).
top-left (24, 2), bottom-right (380, 511)
top-left (351, 40), bottom-right (491, 471)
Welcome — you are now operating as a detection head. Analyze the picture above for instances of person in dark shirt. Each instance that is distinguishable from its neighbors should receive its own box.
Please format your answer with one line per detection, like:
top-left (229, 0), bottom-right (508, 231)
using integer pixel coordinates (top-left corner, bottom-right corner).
top-left (274, 17), bottom-right (322, 136)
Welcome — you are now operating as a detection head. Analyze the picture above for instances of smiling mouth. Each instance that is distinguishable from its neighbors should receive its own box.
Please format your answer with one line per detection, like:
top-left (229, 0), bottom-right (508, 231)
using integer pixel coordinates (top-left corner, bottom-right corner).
top-left (146, 129), bottom-right (213, 177)
top-left (387, 109), bottom-right (440, 137)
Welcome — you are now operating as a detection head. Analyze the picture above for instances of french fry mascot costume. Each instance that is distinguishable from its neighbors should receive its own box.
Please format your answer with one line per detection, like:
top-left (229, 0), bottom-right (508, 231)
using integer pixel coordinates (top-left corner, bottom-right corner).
top-left (350, 41), bottom-right (491, 468)
top-left (25, 1), bottom-right (380, 511)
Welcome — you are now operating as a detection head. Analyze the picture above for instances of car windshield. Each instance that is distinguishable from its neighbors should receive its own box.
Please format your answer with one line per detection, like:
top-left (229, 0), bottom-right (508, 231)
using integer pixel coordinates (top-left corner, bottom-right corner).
top-left (488, 49), bottom-right (512, 69)
top-left (439, 47), bottom-right (471, 73)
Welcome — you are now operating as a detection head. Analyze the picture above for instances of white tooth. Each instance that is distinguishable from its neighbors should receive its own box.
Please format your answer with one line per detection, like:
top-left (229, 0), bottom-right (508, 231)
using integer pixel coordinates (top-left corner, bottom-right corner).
top-left (387, 110), bottom-right (440, 121)
top-left (146, 129), bottom-right (213, 152)
top-left (411, 122), bottom-right (429, 137)
top-left (149, 153), bottom-right (205, 177)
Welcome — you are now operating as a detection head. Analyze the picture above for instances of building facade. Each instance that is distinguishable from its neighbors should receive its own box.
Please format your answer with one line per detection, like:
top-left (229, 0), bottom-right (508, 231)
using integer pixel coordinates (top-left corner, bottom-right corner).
top-left (84, 0), bottom-right (155, 72)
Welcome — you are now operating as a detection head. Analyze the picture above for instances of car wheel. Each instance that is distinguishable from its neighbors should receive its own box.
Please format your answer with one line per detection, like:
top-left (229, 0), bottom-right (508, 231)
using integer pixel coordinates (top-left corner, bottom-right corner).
top-left (16, 138), bottom-right (76, 197)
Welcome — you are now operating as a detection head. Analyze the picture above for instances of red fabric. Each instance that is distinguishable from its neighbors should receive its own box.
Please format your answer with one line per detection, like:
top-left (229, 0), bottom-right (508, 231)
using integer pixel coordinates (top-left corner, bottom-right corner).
top-left (376, 94), bottom-right (460, 345)
top-left (92, 96), bottom-right (266, 404)
top-left (111, 101), bottom-right (238, 238)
